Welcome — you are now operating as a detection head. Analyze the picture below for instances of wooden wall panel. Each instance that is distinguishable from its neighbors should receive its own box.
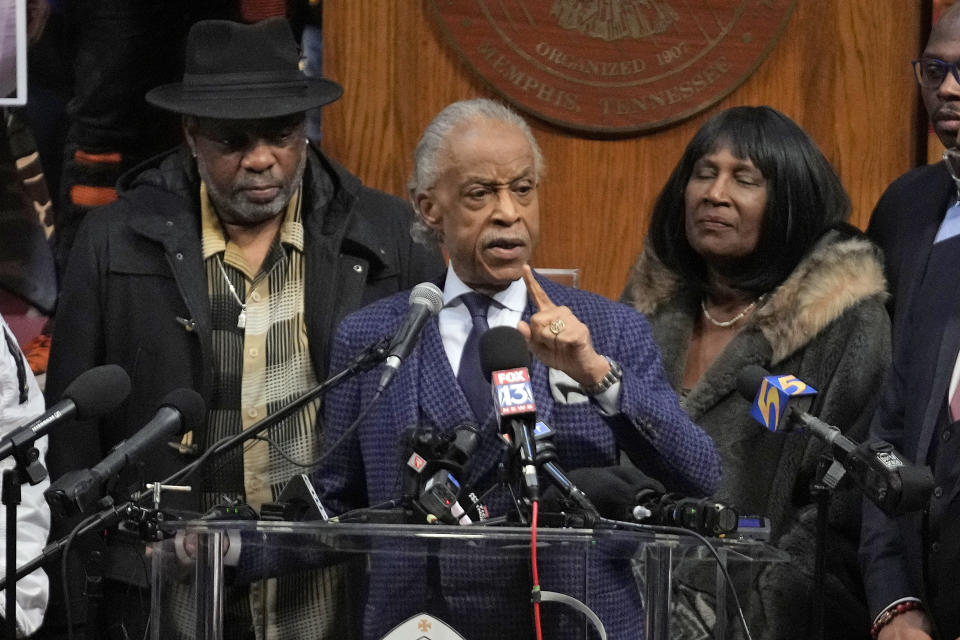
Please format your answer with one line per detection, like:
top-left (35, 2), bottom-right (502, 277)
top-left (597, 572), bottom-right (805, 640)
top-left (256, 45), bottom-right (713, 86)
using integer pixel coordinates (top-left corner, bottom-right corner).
top-left (322, 1), bottom-right (923, 300)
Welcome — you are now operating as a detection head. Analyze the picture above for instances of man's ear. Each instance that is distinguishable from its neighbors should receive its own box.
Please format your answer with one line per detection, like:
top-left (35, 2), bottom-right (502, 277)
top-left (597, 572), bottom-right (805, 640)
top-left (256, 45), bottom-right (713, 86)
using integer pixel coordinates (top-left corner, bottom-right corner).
top-left (415, 191), bottom-right (443, 231)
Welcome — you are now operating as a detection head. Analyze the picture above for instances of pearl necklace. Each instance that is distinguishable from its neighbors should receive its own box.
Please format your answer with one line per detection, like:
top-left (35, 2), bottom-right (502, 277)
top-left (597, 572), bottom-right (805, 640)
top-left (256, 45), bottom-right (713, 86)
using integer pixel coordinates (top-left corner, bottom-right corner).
top-left (700, 296), bottom-right (762, 328)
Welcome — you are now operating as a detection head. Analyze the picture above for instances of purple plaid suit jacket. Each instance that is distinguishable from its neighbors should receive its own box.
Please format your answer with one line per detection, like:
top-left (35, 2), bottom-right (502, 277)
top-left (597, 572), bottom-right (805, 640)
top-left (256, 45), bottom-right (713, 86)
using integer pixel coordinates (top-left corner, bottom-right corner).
top-left (316, 273), bottom-right (720, 639)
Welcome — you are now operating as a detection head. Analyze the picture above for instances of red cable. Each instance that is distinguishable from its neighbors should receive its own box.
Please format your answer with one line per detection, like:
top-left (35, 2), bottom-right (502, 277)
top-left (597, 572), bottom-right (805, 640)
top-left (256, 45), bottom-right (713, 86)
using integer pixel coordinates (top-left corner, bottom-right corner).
top-left (531, 500), bottom-right (543, 640)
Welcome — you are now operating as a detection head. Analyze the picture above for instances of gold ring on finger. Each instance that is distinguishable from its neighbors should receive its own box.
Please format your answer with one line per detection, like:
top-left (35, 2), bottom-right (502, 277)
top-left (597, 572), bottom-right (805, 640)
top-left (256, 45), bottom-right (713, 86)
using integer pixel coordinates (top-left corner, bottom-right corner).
top-left (549, 319), bottom-right (565, 335)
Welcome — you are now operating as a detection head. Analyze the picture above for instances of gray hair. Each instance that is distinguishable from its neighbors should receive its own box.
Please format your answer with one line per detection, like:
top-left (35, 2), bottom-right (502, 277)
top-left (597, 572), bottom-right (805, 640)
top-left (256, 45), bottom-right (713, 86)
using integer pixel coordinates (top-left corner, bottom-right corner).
top-left (408, 99), bottom-right (545, 246)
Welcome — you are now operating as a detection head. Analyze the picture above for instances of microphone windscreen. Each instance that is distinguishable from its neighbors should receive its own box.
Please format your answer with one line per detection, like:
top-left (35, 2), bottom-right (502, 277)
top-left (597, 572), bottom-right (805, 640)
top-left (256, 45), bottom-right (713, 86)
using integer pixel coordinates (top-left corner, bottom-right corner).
top-left (62, 364), bottom-right (132, 420)
top-left (409, 282), bottom-right (443, 314)
top-left (480, 326), bottom-right (531, 379)
top-left (159, 388), bottom-right (206, 431)
top-left (561, 467), bottom-right (637, 519)
top-left (607, 465), bottom-right (667, 496)
top-left (736, 364), bottom-right (770, 402)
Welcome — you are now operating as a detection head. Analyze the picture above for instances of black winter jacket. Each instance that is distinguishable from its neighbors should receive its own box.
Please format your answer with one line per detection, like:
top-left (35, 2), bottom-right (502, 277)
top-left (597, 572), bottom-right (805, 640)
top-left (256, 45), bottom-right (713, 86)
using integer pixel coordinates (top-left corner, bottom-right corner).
top-left (45, 146), bottom-right (443, 485)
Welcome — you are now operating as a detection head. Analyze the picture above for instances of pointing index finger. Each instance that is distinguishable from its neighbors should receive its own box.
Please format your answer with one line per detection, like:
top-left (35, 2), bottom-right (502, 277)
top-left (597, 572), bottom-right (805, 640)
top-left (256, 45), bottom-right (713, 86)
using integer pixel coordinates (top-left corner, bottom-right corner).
top-left (523, 265), bottom-right (555, 311)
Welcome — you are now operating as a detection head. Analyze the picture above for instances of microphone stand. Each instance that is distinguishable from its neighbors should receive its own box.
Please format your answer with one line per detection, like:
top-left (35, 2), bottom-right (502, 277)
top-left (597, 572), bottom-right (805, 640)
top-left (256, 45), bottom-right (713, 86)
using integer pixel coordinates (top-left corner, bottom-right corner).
top-left (3, 470), bottom-right (21, 639)
top-left (810, 454), bottom-right (845, 640)
top-left (0, 416), bottom-right (49, 639)
top-left (0, 337), bottom-right (391, 594)
top-left (169, 337), bottom-right (390, 490)
top-left (531, 427), bottom-right (602, 527)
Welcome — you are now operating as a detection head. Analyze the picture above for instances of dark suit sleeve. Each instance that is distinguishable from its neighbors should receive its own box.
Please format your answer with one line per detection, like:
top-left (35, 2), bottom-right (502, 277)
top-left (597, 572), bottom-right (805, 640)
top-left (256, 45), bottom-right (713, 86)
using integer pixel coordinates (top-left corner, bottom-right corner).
top-left (605, 307), bottom-right (722, 497)
top-left (859, 348), bottom-right (917, 616)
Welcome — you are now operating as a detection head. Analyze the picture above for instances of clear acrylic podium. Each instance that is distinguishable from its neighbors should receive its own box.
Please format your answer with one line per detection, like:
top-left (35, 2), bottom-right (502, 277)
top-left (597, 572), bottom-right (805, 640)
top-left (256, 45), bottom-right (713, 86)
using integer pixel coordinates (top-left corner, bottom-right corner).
top-left (149, 521), bottom-right (787, 640)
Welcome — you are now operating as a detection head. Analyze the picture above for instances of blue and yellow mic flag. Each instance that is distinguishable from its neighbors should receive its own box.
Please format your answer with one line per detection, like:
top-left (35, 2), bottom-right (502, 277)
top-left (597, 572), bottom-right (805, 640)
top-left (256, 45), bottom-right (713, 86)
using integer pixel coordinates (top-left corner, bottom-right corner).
top-left (749, 374), bottom-right (817, 432)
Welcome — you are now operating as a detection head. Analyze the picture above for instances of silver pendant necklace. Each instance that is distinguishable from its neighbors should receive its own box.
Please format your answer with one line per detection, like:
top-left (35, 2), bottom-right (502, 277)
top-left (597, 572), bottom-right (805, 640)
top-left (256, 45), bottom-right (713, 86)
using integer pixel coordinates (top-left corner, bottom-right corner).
top-left (216, 256), bottom-right (247, 329)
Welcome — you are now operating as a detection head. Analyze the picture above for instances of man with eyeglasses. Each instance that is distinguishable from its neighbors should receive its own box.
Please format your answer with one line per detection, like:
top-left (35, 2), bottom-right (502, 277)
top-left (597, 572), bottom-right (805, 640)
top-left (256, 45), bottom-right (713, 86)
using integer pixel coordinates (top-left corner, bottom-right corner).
top-left (868, 6), bottom-right (960, 324)
top-left (860, 5), bottom-right (960, 640)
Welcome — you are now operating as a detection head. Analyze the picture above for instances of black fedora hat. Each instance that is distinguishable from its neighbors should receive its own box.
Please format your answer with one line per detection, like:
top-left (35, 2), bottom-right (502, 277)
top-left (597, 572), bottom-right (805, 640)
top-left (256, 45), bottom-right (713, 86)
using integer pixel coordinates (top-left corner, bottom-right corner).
top-left (146, 17), bottom-right (343, 119)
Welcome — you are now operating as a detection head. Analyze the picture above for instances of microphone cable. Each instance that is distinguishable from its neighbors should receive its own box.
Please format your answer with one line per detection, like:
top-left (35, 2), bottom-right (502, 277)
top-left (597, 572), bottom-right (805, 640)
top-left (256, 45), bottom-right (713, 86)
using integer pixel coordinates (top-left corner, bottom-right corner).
top-left (530, 498), bottom-right (543, 640)
top-left (313, 387), bottom-right (384, 469)
top-left (169, 386), bottom-right (385, 520)
top-left (158, 337), bottom-right (392, 506)
top-left (600, 518), bottom-right (754, 640)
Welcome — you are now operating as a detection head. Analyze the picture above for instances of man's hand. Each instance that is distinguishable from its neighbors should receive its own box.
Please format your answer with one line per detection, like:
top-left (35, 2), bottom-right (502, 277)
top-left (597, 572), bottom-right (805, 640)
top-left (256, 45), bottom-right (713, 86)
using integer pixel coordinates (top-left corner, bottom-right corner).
top-left (877, 609), bottom-right (933, 640)
top-left (516, 265), bottom-right (610, 387)
top-left (177, 530), bottom-right (231, 565)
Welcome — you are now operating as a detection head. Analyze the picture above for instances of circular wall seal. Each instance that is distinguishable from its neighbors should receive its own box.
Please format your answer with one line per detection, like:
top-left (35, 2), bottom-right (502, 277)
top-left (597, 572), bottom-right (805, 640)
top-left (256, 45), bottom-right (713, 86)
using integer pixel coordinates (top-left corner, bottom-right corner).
top-left (429, 0), bottom-right (796, 135)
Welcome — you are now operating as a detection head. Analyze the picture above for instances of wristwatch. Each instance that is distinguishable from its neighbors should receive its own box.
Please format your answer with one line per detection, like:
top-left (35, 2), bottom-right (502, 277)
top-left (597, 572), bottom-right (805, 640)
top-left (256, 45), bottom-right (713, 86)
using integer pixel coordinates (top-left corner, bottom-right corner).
top-left (581, 357), bottom-right (622, 396)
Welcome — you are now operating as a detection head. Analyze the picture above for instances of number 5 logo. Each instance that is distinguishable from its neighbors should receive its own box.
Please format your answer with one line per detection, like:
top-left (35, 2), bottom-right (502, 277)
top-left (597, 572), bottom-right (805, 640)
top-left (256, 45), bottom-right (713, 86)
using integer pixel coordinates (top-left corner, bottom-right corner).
top-left (776, 375), bottom-right (808, 395)
top-left (755, 379), bottom-right (782, 430)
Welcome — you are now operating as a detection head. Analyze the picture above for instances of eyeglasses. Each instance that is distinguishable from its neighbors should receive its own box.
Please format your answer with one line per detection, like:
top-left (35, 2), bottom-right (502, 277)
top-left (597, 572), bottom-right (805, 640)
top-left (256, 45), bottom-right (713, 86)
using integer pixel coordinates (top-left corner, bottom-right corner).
top-left (913, 58), bottom-right (960, 88)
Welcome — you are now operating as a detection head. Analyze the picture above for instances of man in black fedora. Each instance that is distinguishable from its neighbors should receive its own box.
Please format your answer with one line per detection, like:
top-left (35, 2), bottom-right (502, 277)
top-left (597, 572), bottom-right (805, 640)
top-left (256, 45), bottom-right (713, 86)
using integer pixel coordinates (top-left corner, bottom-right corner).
top-left (40, 17), bottom-right (442, 639)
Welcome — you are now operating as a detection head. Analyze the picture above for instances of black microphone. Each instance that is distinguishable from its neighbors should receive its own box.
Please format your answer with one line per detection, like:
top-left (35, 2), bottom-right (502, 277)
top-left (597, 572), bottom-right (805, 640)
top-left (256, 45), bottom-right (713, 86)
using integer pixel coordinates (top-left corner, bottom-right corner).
top-left (402, 425), bottom-right (480, 524)
top-left (0, 364), bottom-right (131, 483)
top-left (737, 365), bottom-right (852, 453)
top-left (532, 421), bottom-right (599, 520)
top-left (45, 388), bottom-right (206, 517)
top-left (419, 426), bottom-right (479, 524)
top-left (559, 466), bottom-right (739, 535)
top-left (481, 326), bottom-right (539, 500)
top-left (377, 282), bottom-right (444, 392)
top-left (737, 365), bottom-right (934, 516)
top-left (557, 466), bottom-right (664, 522)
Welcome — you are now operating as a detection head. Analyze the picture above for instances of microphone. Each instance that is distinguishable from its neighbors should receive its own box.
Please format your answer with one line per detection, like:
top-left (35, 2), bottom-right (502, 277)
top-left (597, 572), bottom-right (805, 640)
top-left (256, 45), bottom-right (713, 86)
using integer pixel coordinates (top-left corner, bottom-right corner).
top-left (419, 470), bottom-right (472, 525)
top-left (378, 282), bottom-right (444, 392)
top-left (481, 326), bottom-right (539, 501)
top-left (554, 466), bottom-right (664, 522)
top-left (532, 421), bottom-right (599, 519)
top-left (737, 365), bottom-right (934, 516)
top-left (556, 466), bottom-right (738, 535)
top-left (403, 425), bottom-right (480, 525)
top-left (419, 426), bottom-right (479, 525)
top-left (45, 388), bottom-right (206, 517)
top-left (0, 364), bottom-right (131, 483)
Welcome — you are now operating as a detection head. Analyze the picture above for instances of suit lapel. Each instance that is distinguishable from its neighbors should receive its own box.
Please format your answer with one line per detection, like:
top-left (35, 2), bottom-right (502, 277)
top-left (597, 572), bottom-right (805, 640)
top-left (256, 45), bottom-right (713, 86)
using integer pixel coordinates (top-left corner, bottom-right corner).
top-left (897, 169), bottom-right (955, 323)
top-left (919, 301), bottom-right (960, 465)
top-left (930, 311), bottom-right (960, 506)
top-left (416, 318), bottom-right (476, 431)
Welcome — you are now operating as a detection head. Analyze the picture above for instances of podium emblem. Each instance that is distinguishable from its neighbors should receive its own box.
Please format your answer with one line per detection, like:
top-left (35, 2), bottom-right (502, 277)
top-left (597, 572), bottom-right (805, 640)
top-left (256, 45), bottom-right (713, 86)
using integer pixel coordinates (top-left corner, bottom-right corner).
top-left (381, 613), bottom-right (468, 640)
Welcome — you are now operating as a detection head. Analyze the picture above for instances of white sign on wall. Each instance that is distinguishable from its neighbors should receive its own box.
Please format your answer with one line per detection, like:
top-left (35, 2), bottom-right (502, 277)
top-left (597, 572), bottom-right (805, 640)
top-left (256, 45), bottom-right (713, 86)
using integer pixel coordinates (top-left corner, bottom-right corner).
top-left (0, 0), bottom-right (26, 105)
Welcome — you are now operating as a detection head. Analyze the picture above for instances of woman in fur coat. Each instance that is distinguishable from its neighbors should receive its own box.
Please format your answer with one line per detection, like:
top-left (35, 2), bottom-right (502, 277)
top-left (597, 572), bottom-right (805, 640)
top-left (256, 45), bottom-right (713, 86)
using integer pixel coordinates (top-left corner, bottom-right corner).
top-left (621, 106), bottom-right (890, 640)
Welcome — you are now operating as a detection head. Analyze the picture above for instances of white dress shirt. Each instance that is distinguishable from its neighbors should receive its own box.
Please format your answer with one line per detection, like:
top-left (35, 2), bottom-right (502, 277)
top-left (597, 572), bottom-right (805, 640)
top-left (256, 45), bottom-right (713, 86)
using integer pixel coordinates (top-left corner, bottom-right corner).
top-left (438, 267), bottom-right (620, 413)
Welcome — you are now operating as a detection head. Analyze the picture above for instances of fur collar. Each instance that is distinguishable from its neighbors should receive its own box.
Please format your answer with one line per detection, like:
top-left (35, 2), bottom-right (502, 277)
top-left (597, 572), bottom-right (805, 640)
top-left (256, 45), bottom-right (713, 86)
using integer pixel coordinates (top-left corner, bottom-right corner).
top-left (623, 229), bottom-right (888, 363)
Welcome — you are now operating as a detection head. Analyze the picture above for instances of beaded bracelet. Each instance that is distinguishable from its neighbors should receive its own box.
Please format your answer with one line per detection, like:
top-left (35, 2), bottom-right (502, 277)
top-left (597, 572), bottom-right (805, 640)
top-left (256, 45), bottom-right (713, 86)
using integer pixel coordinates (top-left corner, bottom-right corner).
top-left (870, 601), bottom-right (921, 639)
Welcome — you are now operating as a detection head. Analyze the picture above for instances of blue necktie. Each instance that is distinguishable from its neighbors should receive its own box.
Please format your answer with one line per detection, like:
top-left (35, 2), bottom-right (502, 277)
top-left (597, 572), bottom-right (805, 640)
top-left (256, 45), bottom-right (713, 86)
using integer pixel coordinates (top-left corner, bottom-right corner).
top-left (457, 292), bottom-right (492, 421)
